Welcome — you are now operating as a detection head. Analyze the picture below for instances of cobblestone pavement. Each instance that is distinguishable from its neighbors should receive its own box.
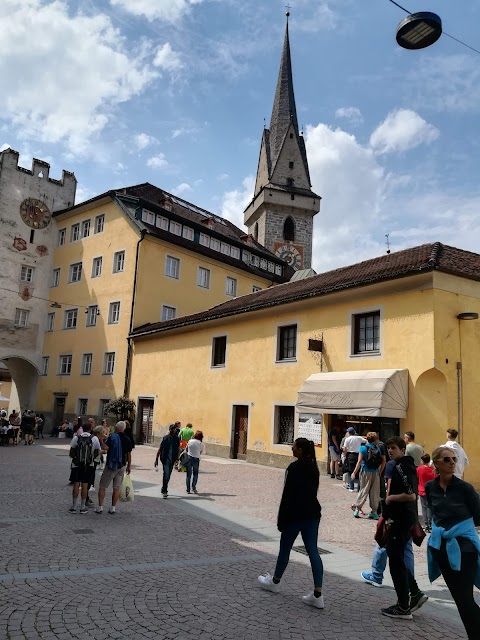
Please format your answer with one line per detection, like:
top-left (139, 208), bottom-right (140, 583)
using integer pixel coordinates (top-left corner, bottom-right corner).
top-left (0, 441), bottom-right (472, 639)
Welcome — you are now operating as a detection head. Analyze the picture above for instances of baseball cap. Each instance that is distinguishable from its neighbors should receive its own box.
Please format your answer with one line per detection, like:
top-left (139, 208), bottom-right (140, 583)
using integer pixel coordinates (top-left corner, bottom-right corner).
top-left (347, 427), bottom-right (355, 434)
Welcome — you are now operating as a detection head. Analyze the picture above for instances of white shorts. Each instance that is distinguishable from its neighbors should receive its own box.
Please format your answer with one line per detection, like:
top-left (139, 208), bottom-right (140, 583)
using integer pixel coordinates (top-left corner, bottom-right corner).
top-left (329, 445), bottom-right (341, 462)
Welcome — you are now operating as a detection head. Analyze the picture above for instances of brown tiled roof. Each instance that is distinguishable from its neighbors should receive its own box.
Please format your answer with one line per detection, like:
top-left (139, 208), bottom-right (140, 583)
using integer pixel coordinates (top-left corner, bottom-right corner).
top-left (130, 242), bottom-right (480, 338)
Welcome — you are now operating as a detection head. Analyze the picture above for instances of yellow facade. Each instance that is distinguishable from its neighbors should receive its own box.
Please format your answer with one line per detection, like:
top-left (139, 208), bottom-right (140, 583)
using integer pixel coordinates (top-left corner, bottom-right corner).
top-left (0, 380), bottom-right (12, 411)
top-left (129, 271), bottom-right (480, 487)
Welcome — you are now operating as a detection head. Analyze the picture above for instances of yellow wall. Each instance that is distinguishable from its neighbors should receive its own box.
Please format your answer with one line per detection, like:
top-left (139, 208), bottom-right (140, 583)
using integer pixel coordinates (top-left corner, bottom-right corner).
top-left (0, 380), bottom-right (12, 410)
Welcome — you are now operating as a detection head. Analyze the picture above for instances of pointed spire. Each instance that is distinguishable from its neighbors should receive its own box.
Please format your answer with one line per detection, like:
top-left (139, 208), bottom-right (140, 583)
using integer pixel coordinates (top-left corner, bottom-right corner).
top-left (269, 16), bottom-right (299, 169)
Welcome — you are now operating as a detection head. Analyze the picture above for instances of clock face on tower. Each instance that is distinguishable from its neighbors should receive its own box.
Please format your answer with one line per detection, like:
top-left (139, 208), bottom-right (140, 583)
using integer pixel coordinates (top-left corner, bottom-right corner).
top-left (274, 243), bottom-right (303, 270)
top-left (19, 198), bottom-right (51, 229)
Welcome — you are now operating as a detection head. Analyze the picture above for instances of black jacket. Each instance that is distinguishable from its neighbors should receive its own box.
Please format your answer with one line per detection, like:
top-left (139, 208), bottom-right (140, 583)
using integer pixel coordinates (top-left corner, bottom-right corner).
top-left (385, 455), bottom-right (418, 530)
top-left (277, 459), bottom-right (321, 531)
top-left (159, 434), bottom-right (180, 464)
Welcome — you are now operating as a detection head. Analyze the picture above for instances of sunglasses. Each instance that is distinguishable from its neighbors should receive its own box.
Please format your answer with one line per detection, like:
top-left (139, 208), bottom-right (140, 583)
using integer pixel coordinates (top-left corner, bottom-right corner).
top-left (439, 456), bottom-right (457, 463)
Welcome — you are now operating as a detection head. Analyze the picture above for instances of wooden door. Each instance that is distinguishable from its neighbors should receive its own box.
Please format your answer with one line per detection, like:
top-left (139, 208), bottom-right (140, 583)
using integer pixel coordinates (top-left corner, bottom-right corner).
top-left (232, 405), bottom-right (248, 459)
top-left (53, 397), bottom-right (65, 426)
top-left (138, 399), bottom-right (154, 444)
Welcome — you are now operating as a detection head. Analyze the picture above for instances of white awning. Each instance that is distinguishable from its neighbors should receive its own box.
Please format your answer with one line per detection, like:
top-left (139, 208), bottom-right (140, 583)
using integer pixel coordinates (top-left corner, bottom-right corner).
top-left (296, 369), bottom-right (408, 419)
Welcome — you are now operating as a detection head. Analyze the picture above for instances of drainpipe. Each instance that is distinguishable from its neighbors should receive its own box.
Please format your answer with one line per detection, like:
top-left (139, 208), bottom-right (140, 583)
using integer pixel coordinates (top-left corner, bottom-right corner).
top-left (456, 361), bottom-right (462, 444)
top-left (123, 228), bottom-right (146, 397)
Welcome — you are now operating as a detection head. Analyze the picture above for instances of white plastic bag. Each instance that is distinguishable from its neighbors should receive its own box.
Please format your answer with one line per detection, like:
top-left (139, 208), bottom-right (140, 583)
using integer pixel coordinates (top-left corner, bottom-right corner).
top-left (120, 473), bottom-right (135, 502)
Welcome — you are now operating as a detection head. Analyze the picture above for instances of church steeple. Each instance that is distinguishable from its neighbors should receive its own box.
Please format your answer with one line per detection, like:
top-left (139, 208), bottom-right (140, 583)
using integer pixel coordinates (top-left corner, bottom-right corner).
top-left (244, 13), bottom-right (320, 271)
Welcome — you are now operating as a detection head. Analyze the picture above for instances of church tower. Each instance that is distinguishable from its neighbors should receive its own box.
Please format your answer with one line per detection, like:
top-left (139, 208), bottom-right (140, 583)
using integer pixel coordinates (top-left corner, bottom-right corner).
top-left (244, 14), bottom-right (320, 270)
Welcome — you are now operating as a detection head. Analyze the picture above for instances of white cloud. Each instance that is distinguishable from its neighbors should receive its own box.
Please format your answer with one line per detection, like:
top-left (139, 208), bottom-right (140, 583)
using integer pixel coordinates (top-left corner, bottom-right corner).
top-left (220, 176), bottom-right (254, 229)
top-left (111, 0), bottom-right (206, 23)
top-left (147, 153), bottom-right (168, 169)
top-left (293, 2), bottom-right (338, 32)
top-left (173, 182), bottom-right (192, 195)
top-left (217, 173), bottom-right (229, 181)
top-left (134, 133), bottom-right (156, 151)
top-left (335, 107), bottom-right (363, 125)
top-left (0, 1), bottom-right (156, 155)
top-left (370, 109), bottom-right (439, 155)
top-left (153, 43), bottom-right (183, 73)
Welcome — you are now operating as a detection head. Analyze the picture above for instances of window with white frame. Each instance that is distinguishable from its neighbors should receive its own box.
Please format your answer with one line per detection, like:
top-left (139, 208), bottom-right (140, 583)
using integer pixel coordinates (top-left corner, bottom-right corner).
top-left (69, 262), bottom-right (82, 283)
top-left (94, 214), bottom-right (105, 234)
top-left (20, 266), bottom-right (34, 283)
top-left (274, 406), bottom-right (295, 445)
top-left (86, 305), bottom-right (98, 327)
top-left (91, 256), bottom-right (102, 278)
top-left (156, 214), bottom-right (169, 230)
top-left (277, 324), bottom-right (297, 361)
top-left (211, 238), bottom-right (220, 252)
top-left (59, 354), bottom-right (72, 375)
top-left (142, 209), bottom-right (155, 225)
top-left (169, 220), bottom-right (182, 236)
top-left (220, 242), bottom-right (230, 256)
top-left (197, 267), bottom-right (210, 289)
top-left (231, 246), bottom-right (240, 260)
top-left (199, 233), bottom-right (210, 247)
top-left (275, 265), bottom-right (283, 276)
top-left (64, 308), bottom-right (78, 330)
top-left (165, 255), bottom-right (180, 279)
top-left (58, 228), bottom-right (66, 246)
top-left (14, 308), bottom-right (29, 327)
top-left (242, 251), bottom-right (250, 263)
top-left (211, 336), bottom-right (227, 367)
top-left (161, 305), bottom-right (176, 321)
top-left (70, 223), bottom-right (80, 242)
top-left (52, 268), bottom-right (60, 287)
top-left (82, 219), bottom-right (91, 238)
top-left (47, 312), bottom-right (55, 332)
top-left (104, 352), bottom-right (115, 375)
top-left (225, 276), bottom-right (237, 297)
top-left (78, 398), bottom-right (88, 415)
top-left (108, 301), bottom-right (120, 324)
top-left (42, 356), bottom-right (49, 376)
top-left (99, 399), bottom-right (110, 417)
top-left (81, 353), bottom-right (93, 375)
top-left (113, 251), bottom-right (125, 273)
top-left (182, 226), bottom-right (194, 241)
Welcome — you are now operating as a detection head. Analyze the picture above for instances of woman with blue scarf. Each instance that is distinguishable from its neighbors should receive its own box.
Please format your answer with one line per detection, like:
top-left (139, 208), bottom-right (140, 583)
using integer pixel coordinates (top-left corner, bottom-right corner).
top-left (425, 446), bottom-right (480, 639)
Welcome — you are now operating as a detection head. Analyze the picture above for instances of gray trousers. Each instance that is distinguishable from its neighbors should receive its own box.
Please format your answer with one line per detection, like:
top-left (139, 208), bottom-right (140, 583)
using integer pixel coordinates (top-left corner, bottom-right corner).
top-left (355, 470), bottom-right (380, 512)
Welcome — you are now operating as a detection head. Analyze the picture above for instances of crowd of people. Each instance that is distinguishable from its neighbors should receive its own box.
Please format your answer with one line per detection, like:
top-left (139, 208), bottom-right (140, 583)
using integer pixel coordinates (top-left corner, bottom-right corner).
top-left (0, 409), bottom-right (45, 445)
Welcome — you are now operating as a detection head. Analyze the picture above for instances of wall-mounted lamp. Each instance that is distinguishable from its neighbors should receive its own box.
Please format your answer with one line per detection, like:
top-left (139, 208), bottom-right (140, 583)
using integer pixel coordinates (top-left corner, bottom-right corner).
top-left (50, 302), bottom-right (61, 309)
top-left (457, 312), bottom-right (479, 321)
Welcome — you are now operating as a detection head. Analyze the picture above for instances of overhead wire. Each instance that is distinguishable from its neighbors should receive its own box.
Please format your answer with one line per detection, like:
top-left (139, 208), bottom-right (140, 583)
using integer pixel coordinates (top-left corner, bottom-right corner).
top-left (0, 285), bottom-right (94, 310)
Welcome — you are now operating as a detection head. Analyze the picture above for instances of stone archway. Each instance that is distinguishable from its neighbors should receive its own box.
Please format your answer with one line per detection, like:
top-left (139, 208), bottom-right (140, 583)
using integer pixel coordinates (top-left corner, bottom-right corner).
top-left (0, 356), bottom-right (39, 413)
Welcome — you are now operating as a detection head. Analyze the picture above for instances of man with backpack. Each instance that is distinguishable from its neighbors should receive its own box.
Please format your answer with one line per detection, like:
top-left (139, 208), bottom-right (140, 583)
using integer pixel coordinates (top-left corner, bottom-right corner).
top-left (95, 421), bottom-right (132, 515)
top-left (69, 421), bottom-right (100, 514)
top-left (350, 432), bottom-right (385, 519)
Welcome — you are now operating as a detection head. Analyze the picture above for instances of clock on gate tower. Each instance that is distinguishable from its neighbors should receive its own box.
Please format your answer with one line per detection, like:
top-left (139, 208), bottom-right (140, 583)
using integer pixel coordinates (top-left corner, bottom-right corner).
top-left (273, 243), bottom-right (303, 270)
top-left (20, 197), bottom-right (52, 229)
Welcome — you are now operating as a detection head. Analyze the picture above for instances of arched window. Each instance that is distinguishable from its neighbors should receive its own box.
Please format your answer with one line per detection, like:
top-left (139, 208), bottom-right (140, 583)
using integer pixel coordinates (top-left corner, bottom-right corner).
top-left (253, 222), bottom-right (259, 241)
top-left (283, 217), bottom-right (295, 242)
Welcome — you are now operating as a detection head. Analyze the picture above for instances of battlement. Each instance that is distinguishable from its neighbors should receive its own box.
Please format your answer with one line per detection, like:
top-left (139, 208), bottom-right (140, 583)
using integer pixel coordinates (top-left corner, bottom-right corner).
top-left (0, 148), bottom-right (77, 188)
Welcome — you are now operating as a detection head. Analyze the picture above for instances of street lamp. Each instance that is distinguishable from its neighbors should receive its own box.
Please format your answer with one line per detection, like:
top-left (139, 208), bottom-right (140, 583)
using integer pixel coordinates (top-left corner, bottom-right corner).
top-left (396, 12), bottom-right (442, 50)
top-left (456, 312), bottom-right (479, 444)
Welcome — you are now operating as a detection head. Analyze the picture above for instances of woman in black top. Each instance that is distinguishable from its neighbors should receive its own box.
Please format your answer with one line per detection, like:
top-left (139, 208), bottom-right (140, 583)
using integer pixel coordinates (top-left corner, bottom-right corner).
top-left (425, 446), bottom-right (480, 639)
top-left (258, 438), bottom-right (324, 609)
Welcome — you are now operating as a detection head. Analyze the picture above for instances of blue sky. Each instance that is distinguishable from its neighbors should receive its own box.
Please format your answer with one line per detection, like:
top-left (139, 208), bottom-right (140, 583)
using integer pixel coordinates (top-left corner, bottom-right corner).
top-left (2, 0), bottom-right (480, 271)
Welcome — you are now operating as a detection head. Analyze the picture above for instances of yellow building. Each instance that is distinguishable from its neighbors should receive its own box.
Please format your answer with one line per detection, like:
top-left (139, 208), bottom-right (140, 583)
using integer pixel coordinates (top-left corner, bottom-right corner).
top-left (128, 242), bottom-right (480, 487)
top-left (36, 185), bottom-right (290, 433)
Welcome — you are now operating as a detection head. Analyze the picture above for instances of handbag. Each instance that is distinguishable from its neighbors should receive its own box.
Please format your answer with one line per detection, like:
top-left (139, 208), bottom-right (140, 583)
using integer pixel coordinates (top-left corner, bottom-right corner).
top-left (178, 449), bottom-right (189, 467)
top-left (374, 515), bottom-right (391, 548)
top-left (410, 521), bottom-right (426, 547)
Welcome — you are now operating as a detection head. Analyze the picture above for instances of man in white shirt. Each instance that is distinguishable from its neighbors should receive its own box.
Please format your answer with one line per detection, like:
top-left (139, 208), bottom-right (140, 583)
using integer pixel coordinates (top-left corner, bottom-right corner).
top-left (444, 428), bottom-right (469, 478)
top-left (343, 427), bottom-right (366, 492)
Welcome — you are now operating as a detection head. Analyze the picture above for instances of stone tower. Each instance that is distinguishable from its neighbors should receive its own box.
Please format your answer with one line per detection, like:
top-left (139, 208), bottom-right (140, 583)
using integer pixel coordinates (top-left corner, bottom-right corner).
top-left (0, 148), bottom-right (76, 411)
top-left (244, 16), bottom-right (320, 270)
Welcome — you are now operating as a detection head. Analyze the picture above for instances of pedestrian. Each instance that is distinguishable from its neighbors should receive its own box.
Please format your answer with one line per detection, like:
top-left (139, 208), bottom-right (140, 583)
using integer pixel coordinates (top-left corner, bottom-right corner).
top-left (68, 421), bottom-right (100, 514)
top-left (124, 419), bottom-right (136, 450)
top-left (350, 432), bottom-right (385, 519)
top-left (426, 446), bottom-right (480, 639)
top-left (443, 429), bottom-right (469, 479)
top-left (9, 409), bottom-right (20, 444)
top-left (417, 454), bottom-right (436, 532)
top-left (155, 424), bottom-right (180, 498)
top-left (381, 436), bottom-right (427, 620)
top-left (72, 417), bottom-right (83, 435)
top-left (258, 438), bottom-right (324, 609)
top-left (186, 430), bottom-right (204, 494)
top-left (21, 410), bottom-right (35, 445)
top-left (95, 421), bottom-right (132, 515)
top-left (327, 421), bottom-right (343, 479)
top-left (342, 427), bottom-right (365, 492)
top-left (179, 422), bottom-right (194, 450)
top-left (35, 413), bottom-right (45, 439)
top-left (404, 431), bottom-right (423, 467)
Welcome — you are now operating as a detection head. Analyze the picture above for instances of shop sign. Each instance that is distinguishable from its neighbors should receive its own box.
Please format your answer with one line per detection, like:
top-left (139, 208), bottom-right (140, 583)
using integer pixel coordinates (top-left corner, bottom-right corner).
top-left (298, 414), bottom-right (322, 445)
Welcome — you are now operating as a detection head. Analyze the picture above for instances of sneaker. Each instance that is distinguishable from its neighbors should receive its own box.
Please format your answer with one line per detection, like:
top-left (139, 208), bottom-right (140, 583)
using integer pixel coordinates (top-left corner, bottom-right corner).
top-left (348, 488), bottom-right (354, 492)
top-left (86, 498), bottom-right (94, 507)
top-left (68, 507), bottom-right (76, 514)
top-left (381, 604), bottom-right (413, 620)
top-left (302, 591), bottom-right (324, 609)
top-left (193, 489), bottom-right (198, 494)
top-left (94, 508), bottom-right (103, 514)
top-left (79, 508), bottom-right (88, 515)
top-left (330, 473), bottom-right (335, 478)
top-left (336, 475), bottom-right (342, 480)
top-left (108, 509), bottom-right (116, 515)
top-left (186, 489), bottom-right (191, 494)
top-left (410, 591), bottom-right (428, 612)
top-left (368, 513), bottom-right (379, 520)
top-left (162, 492), bottom-right (168, 498)
top-left (353, 508), bottom-right (360, 518)
top-left (257, 573), bottom-right (280, 593)
top-left (361, 571), bottom-right (383, 587)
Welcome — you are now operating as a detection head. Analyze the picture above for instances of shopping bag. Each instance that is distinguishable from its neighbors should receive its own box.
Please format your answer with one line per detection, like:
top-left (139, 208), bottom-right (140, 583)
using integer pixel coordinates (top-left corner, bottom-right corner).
top-left (120, 473), bottom-right (135, 502)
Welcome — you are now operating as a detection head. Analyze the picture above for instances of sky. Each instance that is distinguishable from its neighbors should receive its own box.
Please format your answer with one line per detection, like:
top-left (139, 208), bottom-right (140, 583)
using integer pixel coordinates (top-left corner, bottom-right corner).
top-left (2, 0), bottom-right (480, 272)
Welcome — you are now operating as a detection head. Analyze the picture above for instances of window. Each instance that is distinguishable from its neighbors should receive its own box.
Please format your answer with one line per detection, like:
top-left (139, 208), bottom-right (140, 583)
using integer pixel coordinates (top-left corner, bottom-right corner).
top-left (78, 399), bottom-right (88, 415)
top-left (199, 233), bottom-right (210, 247)
top-left (42, 356), bottom-right (49, 376)
top-left (58, 228), bottom-right (66, 246)
top-left (81, 353), bottom-right (93, 375)
top-left (64, 308), bottom-right (78, 330)
top-left (182, 226), bottom-right (194, 241)
top-left (283, 217), bottom-right (295, 242)
top-left (86, 305), bottom-right (98, 327)
top-left (20, 266), bottom-right (34, 283)
top-left (211, 336), bottom-right (227, 367)
top-left (275, 406), bottom-right (295, 445)
top-left (353, 311), bottom-right (380, 354)
top-left (14, 308), bottom-right (29, 327)
top-left (286, 177), bottom-right (294, 187)
top-left (161, 305), bottom-right (176, 322)
top-left (70, 223), bottom-right (80, 242)
top-left (104, 352), bottom-right (115, 375)
top-left (47, 312), bottom-right (55, 332)
top-left (91, 256), bottom-right (103, 278)
top-left (82, 219), bottom-right (91, 238)
top-left (94, 214), bottom-right (105, 234)
top-left (113, 251), bottom-right (125, 273)
top-left (156, 214), bottom-right (169, 230)
top-left (225, 276), bottom-right (237, 297)
top-left (210, 238), bottom-right (220, 252)
top-left (277, 324), bottom-right (297, 361)
top-left (289, 161), bottom-right (294, 169)
top-left (170, 220), bottom-right (182, 236)
top-left (197, 267), bottom-right (210, 289)
top-left (59, 355), bottom-right (72, 375)
top-left (52, 268), bottom-right (60, 287)
top-left (253, 222), bottom-right (259, 241)
top-left (231, 246), bottom-right (240, 260)
top-left (108, 301), bottom-right (120, 324)
top-left (275, 265), bottom-right (283, 276)
top-left (69, 262), bottom-right (82, 283)
top-left (99, 399), bottom-right (110, 417)
top-left (142, 209), bottom-right (155, 224)
top-left (252, 286), bottom-right (262, 293)
top-left (165, 256), bottom-right (179, 279)
top-left (242, 251), bottom-right (251, 264)
top-left (220, 242), bottom-right (230, 256)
